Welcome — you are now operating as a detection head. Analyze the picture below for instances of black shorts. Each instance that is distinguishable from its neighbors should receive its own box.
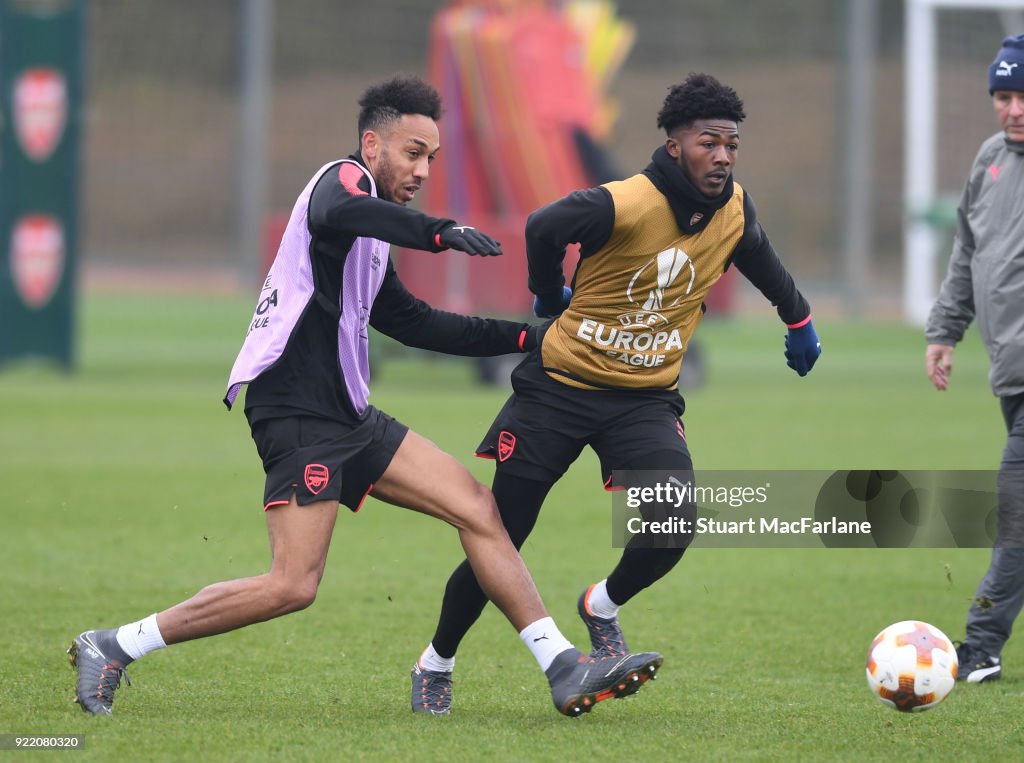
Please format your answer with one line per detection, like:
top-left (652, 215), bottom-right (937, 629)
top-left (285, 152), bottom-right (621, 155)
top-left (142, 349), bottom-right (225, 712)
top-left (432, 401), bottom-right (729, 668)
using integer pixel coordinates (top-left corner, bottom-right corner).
top-left (247, 406), bottom-right (409, 511)
top-left (476, 356), bottom-right (690, 486)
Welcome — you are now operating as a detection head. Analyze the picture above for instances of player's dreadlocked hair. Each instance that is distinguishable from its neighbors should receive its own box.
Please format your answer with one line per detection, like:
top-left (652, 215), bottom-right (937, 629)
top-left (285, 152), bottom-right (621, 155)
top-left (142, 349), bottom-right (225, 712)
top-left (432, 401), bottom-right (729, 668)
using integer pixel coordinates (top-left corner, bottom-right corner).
top-left (656, 73), bottom-right (746, 135)
top-left (357, 75), bottom-right (442, 139)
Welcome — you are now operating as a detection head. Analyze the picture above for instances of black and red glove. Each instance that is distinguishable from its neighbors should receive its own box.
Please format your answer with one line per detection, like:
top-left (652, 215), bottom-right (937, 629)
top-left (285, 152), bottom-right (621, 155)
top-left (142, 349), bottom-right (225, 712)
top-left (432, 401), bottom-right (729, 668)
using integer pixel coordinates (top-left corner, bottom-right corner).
top-left (436, 224), bottom-right (502, 256)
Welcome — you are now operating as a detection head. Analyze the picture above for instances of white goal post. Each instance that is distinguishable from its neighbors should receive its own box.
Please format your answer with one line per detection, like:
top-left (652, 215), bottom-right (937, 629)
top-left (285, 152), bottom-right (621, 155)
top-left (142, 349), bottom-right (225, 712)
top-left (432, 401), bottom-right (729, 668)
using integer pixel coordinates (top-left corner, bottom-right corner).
top-left (904, 0), bottom-right (1024, 324)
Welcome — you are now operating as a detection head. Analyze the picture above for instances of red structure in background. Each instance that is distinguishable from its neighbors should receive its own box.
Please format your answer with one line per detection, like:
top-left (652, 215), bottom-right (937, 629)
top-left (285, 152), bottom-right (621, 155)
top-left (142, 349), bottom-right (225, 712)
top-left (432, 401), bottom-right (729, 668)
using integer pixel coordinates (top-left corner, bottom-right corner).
top-left (398, 1), bottom-right (598, 315)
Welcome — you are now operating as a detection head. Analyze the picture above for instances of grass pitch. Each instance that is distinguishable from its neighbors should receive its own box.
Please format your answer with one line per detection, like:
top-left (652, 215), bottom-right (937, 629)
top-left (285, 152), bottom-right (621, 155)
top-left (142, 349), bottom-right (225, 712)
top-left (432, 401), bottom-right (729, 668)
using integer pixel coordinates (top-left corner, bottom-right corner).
top-left (1, 292), bottom-right (1022, 762)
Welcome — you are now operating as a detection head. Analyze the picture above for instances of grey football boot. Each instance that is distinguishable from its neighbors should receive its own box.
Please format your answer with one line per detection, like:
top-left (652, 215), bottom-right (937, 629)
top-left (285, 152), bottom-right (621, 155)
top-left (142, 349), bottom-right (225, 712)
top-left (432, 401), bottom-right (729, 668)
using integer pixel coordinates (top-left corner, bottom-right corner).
top-left (410, 662), bottom-right (453, 715)
top-left (68, 630), bottom-right (133, 715)
top-left (545, 648), bottom-right (662, 717)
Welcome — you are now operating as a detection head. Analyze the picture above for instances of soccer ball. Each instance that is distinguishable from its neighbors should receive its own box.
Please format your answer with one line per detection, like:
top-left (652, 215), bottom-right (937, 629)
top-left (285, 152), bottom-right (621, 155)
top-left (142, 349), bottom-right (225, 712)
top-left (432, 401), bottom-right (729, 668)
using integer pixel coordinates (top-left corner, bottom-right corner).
top-left (865, 620), bottom-right (958, 712)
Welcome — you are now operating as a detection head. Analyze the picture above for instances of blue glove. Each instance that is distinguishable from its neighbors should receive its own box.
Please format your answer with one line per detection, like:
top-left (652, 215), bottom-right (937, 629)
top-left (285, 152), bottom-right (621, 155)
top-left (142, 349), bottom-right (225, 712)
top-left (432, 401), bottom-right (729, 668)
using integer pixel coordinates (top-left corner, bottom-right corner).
top-left (533, 286), bottom-right (572, 318)
top-left (784, 318), bottom-right (821, 377)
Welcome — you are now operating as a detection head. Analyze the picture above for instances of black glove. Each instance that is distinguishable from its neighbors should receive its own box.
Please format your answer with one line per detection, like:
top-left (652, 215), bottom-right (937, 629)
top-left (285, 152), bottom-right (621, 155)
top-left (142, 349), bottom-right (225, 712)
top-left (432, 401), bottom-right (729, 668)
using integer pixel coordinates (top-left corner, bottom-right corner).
top-left (437, 224), bottom-right (502, 256)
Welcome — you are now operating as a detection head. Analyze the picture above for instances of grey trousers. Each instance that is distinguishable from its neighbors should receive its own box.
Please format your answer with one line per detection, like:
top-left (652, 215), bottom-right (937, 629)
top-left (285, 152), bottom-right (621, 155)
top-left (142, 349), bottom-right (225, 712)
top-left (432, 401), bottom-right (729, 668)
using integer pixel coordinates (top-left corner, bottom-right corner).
top-left (965, 391), bottom-right (1024, 657)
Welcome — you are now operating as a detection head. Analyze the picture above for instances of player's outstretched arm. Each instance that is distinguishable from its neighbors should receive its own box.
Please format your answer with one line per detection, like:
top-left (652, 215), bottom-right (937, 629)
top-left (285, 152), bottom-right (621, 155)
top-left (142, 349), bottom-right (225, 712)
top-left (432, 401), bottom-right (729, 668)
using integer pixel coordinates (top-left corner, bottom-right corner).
top-left (312, 168), bottom-right (502, 255)
top-left (370, 260), bottom-right (536, 356)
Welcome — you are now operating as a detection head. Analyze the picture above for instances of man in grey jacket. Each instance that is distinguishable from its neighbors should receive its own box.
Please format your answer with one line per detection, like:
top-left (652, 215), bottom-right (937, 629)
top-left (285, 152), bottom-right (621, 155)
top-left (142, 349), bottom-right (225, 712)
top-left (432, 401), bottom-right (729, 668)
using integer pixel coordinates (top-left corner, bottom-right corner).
top-left (925, 33), bottom-right (1024, 684)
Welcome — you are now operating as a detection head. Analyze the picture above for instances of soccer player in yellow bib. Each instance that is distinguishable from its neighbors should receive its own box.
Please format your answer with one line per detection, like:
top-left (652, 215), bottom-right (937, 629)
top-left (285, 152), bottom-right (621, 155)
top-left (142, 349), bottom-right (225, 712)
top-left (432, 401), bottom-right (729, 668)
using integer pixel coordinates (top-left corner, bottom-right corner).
top-left (411, 72), bottom-right (821, 714)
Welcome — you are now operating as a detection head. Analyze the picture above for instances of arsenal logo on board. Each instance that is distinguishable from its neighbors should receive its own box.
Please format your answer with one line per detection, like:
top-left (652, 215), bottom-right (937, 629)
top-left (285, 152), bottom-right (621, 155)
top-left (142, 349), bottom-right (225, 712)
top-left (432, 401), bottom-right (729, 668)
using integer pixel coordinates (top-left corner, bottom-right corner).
top-left (497, 431), bottom-right (517, 462)
top-left (14, 67), bottom-right (68, 162)
top-left (11, 215), bottom-right (65, 309)
top-left (304, 463), bottom-right (329, 495)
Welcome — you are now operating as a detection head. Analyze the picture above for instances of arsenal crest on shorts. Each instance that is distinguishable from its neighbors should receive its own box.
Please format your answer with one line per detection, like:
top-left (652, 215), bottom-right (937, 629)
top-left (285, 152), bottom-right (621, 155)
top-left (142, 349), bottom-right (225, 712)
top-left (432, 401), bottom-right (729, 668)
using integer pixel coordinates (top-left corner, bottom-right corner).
top-left (14, 68), bottom-right (68, 162)
top-left (497, 431), bottom-right (516, 462)
top-left (304, 463), bottom-right (329, 495)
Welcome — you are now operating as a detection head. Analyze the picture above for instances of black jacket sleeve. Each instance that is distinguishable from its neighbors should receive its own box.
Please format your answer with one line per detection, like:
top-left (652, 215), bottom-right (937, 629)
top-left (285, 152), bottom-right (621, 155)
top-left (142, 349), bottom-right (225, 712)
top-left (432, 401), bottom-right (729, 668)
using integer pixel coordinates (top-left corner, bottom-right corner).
top-left (308, 161), bottom-right (454, 251)
top-left (525, 186), bottom-right (614, 296)
top-left (730, 191), bottom-right (811, 325)
top-left (369, 260), bottom-right (531, 356)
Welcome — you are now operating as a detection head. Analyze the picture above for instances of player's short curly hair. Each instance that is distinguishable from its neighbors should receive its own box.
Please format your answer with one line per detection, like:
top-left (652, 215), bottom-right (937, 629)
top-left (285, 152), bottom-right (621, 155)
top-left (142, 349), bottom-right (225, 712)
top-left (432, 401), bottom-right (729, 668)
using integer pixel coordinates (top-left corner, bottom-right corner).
top-left (357, 75), bottom-right (442, 138)
top-left (656, 73), bottom-right (746, 135)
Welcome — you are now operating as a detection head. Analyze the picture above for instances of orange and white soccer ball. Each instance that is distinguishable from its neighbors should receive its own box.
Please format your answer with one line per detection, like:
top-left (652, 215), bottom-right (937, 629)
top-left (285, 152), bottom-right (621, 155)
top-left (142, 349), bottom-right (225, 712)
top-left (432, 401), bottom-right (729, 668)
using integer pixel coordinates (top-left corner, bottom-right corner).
top-left (865, 620), bottom-right (958, 712)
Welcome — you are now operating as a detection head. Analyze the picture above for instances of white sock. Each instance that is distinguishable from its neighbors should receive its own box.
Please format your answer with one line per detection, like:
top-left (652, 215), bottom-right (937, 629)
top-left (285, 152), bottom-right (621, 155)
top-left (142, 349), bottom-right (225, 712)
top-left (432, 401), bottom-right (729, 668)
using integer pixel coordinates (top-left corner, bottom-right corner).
top-left (586, 580), bottom-right (621, 620)
top-left (519, 617), bottom-right (574, 672)
top-left (115, 614), bottom-right (167, 660)
top-left (418, 643), bottom-right (455, 673)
